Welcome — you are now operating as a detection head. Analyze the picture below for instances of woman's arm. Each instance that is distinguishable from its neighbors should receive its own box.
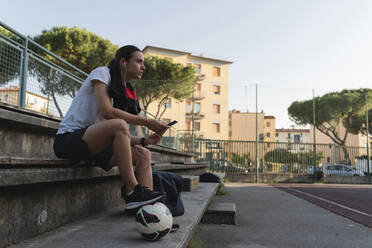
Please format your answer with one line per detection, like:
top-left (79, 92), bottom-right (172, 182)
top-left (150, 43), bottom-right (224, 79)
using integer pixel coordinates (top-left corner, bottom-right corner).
top-left (92, 80), bottom-right (168, 133)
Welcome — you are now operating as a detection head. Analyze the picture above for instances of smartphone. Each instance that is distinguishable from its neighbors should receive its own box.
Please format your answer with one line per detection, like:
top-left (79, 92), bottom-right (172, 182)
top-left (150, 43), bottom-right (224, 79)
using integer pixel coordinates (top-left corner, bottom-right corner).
top-left (167, 120), bottom-right (178, 126)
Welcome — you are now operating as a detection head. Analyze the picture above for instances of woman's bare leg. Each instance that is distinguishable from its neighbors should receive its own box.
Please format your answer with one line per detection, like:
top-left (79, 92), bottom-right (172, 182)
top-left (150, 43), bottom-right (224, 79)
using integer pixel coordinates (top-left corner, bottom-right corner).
top-left (131, 145), bottom-right (153, 190)
top-left (82, 119), bottom-right (137, 192)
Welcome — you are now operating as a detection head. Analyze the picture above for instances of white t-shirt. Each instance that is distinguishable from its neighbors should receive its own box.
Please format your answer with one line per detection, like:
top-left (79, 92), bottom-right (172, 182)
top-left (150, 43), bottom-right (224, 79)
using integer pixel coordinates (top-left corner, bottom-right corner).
top-left (57, 66), bottom-right (111, 134)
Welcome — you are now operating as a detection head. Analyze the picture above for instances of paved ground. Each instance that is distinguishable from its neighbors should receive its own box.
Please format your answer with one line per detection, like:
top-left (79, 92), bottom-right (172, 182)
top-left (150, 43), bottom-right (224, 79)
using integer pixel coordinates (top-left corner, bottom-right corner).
top-left (193, 183), bottom-right (372, 248)
top-left (273, 184), bottom-right (372, 228)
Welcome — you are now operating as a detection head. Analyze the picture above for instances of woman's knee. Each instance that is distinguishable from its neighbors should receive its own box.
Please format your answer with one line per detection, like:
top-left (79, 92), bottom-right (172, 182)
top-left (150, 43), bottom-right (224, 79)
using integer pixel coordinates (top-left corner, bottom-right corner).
top-left (142, 147), bottom-right (151, 162)
top-left (134, 146), bottom-right (151, 168)
top-left (112, 119), bottom-right (130, 136)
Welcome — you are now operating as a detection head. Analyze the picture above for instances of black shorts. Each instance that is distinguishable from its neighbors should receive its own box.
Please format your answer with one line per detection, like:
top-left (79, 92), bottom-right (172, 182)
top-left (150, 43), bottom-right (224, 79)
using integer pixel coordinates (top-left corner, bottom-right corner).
top-left (53, 127), bottom-right (113, 166)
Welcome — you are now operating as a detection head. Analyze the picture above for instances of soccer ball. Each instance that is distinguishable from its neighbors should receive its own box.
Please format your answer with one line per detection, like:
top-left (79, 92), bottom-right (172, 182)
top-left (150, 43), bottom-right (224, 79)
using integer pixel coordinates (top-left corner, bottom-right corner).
top-left (135, 202), bottom-right (173, 241)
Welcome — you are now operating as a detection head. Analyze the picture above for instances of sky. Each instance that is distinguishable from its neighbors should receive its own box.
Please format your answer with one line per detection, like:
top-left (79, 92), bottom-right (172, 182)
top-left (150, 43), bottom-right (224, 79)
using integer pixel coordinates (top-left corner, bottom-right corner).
top-left (2, 0), bottom-right (372, 128)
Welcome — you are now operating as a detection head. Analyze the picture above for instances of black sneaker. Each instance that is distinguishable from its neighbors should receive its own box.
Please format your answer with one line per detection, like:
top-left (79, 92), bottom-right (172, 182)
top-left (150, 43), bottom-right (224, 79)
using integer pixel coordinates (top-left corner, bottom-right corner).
top-left (124, 184), bottom-right (163, 210)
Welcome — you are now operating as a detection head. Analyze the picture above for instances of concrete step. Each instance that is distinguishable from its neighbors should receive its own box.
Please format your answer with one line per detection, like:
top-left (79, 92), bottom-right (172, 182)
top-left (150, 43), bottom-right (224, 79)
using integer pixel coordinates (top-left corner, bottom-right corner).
top-left (201, 199), bottom-right (237, 225)
top-left (0, 162), bottom-right (208, 187)
top-left (181, 175), bottom-right (199, 192)
top-left (9, 183), bottom-right (219, 248)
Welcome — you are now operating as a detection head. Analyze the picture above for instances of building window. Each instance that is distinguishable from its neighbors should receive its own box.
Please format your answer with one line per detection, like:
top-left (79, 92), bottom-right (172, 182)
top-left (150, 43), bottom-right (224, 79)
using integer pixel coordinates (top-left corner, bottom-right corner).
top-left (266, 132), bottom-right (270, 137)
top-left (212, 123), bottom-right (220, 133)
top-left (213, 85), bottom-right (220, 95)
top-left (194, 64), bottom-right (201, 73)
top-left (186, 101), bottom-right (191, 113)
top-left (259, 133), bottom-right (264, 141)
top-left (276, 133), bottom-right (279, 137)
top-left (194, 102), bottom-right (201, 113)
top-left (229, 131), bottom-right (232, 137)
top-left (266, 122), bottom-right (270, 127)
top-left (288, 133), bottom-right (291, 138)
top-left (213, 66), bottom-right (220, 77)
top-left (186, 121), bottom-right (191, 130)
top-left (163, 99), bottom-right (171, 108)
top-left (194, 122), bottom-right (201, 131)
top-left (213, 104), bottom-right (220, 113)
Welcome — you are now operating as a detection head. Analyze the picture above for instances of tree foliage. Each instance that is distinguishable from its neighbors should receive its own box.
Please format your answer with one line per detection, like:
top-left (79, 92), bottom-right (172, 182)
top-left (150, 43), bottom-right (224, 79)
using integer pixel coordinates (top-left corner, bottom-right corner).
top-left (29, 27), bottom-right (118, 116)
top-left (132, 56), bottom-right (198, 119)
top-left (264, 148), bottom-right (323, 165)
top-left (231, 152), bottom-right (251, 164)
top-left (288, 88), bottom-right (372, 162)
top-left (32, 26), bottom-right (118, 74)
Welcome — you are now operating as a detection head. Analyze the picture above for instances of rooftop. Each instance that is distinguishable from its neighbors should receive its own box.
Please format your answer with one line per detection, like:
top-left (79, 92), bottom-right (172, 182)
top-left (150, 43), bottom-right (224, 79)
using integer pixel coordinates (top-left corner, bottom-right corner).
top-left (143, 45), bottom-right (233, 64)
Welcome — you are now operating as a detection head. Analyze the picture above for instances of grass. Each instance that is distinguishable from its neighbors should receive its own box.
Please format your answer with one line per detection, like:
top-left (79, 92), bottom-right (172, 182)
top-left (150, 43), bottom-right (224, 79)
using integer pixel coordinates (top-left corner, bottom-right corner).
top-left (187, 234), bottom-right (204, 248)
top-left (216, 182), bottom-right (227, 195)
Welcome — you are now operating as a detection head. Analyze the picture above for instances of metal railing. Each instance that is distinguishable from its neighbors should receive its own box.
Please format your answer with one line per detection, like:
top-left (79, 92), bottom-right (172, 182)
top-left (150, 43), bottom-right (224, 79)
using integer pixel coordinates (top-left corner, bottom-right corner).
top-left (0, 21), bottom-right (87, 117)
top-left (0, 21), bottom-right (181, 151)
top-left (179, 138), bottom-right (372, 180)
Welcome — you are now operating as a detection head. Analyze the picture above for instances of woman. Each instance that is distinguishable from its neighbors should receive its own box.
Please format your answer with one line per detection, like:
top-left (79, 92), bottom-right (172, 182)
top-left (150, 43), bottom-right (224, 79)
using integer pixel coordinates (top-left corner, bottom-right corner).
top-left (54, 45), bottom-right (169, 210)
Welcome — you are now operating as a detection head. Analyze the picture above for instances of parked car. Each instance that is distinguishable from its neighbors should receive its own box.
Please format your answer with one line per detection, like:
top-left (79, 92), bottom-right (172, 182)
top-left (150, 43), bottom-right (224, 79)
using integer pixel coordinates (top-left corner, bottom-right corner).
top-left (323, 164), bottom-right (364, 176)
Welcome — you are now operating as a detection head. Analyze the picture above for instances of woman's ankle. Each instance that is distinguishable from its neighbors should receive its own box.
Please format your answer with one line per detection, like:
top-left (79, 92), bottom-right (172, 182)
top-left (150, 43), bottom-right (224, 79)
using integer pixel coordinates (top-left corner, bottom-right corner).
top-left (126, 183), bottom-right (138, 193)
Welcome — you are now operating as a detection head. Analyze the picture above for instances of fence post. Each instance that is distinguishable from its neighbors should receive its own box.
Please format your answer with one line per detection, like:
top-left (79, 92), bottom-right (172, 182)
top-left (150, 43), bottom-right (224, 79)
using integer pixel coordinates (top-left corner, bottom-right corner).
top-left (312, 89), bottom-right (317, 182)
top-left (19, 37), bottom-right (28, 108)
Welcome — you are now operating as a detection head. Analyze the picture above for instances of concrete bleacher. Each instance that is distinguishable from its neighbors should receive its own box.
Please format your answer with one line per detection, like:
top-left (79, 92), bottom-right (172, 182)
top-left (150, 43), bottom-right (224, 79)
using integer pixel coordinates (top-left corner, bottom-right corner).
top-left (0, 103), bottom-right (224, 248)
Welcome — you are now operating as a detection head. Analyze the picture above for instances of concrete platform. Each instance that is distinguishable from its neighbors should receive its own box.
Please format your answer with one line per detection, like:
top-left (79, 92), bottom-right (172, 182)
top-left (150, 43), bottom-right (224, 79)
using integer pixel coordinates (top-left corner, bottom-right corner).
top-left (201, 201), bottom-right (237, 225)
top-left (9, 183), bottom-right (219, 248)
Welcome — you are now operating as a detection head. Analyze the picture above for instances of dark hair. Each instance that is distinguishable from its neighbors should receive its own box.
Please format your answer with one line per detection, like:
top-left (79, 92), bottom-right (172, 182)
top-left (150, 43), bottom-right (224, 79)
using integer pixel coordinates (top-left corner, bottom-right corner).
top-left (107, 45), bottom-right (142, 114)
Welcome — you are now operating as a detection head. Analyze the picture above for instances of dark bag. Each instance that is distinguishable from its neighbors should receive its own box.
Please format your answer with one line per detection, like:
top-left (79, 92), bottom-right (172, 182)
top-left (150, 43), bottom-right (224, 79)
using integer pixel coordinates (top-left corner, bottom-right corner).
top-left (152, 171), bottom-right (184, 217)
top-left (199, 172), bottom-right (221, 183)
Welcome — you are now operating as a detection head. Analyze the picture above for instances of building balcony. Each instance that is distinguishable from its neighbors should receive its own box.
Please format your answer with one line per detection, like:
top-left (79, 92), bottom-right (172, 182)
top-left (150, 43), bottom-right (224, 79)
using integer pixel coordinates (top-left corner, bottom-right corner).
top-left (194, 73), bottom-right (205, 81)
top-left (179, 130), bottom-right (205, 138)
top-left (185, 111), bottom-right (205, 120)
top-left (188, 91), bottom-right (205, 100)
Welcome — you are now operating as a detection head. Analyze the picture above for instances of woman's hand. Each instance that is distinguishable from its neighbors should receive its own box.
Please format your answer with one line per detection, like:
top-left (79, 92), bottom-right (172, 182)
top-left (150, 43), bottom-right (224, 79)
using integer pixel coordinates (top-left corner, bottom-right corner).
top-left (145, 133), bottom-right (162, 146)
top-left (147, 119), bottom-right (169, 134)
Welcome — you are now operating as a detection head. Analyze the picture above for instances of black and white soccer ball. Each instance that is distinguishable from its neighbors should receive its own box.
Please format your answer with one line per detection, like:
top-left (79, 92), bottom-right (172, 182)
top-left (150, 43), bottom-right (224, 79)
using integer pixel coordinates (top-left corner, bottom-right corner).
top-left (135, 202), bottom-right (173, 241)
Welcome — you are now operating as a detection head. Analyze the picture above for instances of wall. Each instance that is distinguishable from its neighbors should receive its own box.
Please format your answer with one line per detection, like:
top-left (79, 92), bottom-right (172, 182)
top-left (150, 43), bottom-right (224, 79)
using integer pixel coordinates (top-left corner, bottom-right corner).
top-left (225, 173), bottom-right (314, 183)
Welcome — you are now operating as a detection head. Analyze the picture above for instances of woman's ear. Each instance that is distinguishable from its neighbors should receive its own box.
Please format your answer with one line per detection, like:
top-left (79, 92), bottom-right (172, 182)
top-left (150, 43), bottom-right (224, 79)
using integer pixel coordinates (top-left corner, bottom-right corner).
top-left (120, 58), bottom-right (127, 65)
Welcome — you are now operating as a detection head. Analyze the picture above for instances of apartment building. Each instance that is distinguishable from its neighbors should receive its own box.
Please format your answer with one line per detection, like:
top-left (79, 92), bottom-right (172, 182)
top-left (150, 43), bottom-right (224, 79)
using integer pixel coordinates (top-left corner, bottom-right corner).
top-left (275, 128), bottom-right (311, 143)
top-left (228, 110), bottom-right (276, 142)
top-left (142, 46), bottom-right (232, 140)
top-left (0, 86), bottom-right (50, 114)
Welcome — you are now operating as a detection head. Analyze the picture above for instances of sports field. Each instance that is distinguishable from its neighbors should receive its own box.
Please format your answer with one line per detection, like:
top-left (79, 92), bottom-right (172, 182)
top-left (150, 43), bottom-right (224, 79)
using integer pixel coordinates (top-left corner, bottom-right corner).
top-left (273, 184), bottom-right (372, 228)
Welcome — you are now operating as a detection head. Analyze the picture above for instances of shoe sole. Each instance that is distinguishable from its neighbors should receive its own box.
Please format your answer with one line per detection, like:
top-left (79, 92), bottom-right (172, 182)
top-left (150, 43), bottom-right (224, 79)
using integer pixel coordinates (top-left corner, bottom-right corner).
top-left (125, 195), bottom-right (163, 210)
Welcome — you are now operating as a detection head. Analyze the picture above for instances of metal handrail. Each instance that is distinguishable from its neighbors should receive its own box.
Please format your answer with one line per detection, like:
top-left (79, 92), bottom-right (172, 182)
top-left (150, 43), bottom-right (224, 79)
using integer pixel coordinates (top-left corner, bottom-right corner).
top-left (0, 21), bottom-right (89, 78)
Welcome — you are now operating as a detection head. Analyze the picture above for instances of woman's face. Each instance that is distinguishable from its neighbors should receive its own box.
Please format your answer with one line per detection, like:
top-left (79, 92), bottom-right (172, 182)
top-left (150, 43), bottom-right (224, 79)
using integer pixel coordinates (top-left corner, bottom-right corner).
top-left (122, 51), bottom-right (145, 81)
